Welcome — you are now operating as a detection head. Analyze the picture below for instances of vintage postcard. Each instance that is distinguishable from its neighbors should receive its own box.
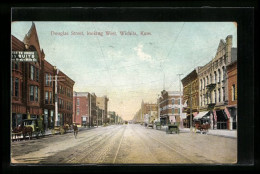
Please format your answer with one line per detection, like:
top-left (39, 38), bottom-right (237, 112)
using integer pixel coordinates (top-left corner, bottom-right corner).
top-left (11, 21), bottom-right (238, 164)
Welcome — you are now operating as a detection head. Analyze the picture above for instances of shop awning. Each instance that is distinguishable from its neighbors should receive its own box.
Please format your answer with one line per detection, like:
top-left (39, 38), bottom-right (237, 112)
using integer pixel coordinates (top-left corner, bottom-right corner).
top-left (194, 111), bottom-right (209, 120)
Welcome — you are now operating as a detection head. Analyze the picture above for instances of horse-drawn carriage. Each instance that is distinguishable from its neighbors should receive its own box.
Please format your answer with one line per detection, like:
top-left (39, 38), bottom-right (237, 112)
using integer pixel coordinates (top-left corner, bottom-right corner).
top-left (194, 121), bottom-right (210, 134)
top-left (166, 122), bottom-right (179, 134)
top-left (12, 118), bottom-right (45, 141)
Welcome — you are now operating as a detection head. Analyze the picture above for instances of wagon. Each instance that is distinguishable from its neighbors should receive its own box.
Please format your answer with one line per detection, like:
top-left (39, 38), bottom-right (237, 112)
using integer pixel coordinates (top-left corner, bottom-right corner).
top-left (166, 122), bottom-right (179, 134)
top-left (23, 118), bottom-right (45, 138)
top-left (154, 121), bottom-right (161, 130)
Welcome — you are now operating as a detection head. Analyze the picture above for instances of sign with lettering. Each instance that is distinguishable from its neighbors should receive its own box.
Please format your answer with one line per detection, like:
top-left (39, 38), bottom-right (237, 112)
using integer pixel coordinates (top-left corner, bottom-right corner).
top-left (12, 51), bottom-right (38, 62)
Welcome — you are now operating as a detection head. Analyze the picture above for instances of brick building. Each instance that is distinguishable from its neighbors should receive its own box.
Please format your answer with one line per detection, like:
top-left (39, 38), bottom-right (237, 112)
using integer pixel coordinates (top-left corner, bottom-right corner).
top-left (73, 92), bottom-right (97, 127)
top-left (11, 22), bottom-right (74, 129)
top-left (181, 67), bottom-right (201, 128)
top-left (159, 90), bottom-right (183, 125)
top-left (226, 52), bottom-right (237, 130)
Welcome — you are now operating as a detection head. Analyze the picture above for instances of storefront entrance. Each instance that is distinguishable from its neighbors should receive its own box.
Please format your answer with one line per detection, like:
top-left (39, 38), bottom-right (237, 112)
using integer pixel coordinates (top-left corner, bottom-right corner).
top-left (216, 110), bottom-right (228, 129)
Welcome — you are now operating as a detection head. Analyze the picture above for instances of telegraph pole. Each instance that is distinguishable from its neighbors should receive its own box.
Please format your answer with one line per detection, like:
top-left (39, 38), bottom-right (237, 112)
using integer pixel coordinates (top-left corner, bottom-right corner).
top-left (54, 69), bottom-right (59, 127)
top-left (89, 93), bottom-right (91, 128)
top-left (177, 74), bottom-right (183, 126)
top-left (190, 81), bottom-right (193, 130)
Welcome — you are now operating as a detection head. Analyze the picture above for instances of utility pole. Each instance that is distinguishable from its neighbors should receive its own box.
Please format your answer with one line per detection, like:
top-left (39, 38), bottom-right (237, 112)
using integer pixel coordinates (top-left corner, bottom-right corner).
top-left (89, 93), bottom-right (91, 128)
top-left (177, 74), bottom-right (183, 126)
top-left (54, 68), bottom-right (59, 127)
top-left (190, 81), bottom-right (193, 130)
top-left (51, 67), bottom-right (65, 127)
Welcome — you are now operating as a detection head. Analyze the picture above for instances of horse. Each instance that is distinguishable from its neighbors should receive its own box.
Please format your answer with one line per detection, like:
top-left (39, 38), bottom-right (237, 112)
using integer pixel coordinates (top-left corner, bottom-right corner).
top-left (199, 123), bottom-right (210, 134)
top-left (12, 125), bottom-right (23, 141)
top-left (21, 126), bottom-right (33, 140)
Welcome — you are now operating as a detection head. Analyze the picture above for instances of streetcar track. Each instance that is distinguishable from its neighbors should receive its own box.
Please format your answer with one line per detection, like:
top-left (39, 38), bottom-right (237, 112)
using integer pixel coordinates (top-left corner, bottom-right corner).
top-left (139, 125), bottom-right (219, 163)
top-left (130, 125), bottom-right (160, 163)
top-left (65, 126), bottom-right (124, 163)
top-left (65, 127), bottom-right (126, 162)
top-left (112, 125), bottom-right (126, 164)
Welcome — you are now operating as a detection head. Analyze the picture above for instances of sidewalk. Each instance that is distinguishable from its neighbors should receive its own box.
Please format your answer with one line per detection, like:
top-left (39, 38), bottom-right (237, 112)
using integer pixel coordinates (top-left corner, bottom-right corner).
top-left (151, 125), bottom-right (237, 138)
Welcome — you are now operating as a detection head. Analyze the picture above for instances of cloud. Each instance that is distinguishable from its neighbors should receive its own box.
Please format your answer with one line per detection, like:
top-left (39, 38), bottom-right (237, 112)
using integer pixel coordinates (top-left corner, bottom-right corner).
top-left (134, 44), bottom-right (153, 63)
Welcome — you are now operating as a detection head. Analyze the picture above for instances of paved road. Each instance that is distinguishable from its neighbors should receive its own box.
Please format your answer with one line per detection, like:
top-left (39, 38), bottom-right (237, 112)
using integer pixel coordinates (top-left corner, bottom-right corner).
top-left (11, 124), bottom-right (237, 164)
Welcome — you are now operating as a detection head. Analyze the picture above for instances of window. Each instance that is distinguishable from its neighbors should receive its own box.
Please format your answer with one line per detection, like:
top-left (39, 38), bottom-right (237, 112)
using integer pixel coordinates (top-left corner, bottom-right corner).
top-left (35, 86), bottom-right (38, 101)
top-left (49, 75), bottom-right (52, 86)
top-left (172, 98), bottom-right (175, 105)
top-left (77, 108), bottom-right (80, 115)
top-left (232, 85), bottom-right (236, 101)
top-left (45, 91), bottom-right (49, 104)
top-left (77, 98), bottom-right (80, 106)
top-left (200, 95), bottom-right (202, 106)
top-left (214, 71), bottom-right (217, 83)
top-left (222, 87), bottom-right (225, 101)
top-left (206, 76), bottom-right (209, 85)
top-left (214, 90), bottom-right (217, 103)
top-left (36, 68), bottom-right (39, 82)
top-left (45, 73), bottom-right (49, 85)
top-left (218, 88), bottom-right (221, 102)
top-left (178, 108), bottom-right (180, 114)
top-left (218, 69), bottom-right (221, 83)
top-left (210, 74), bottom-right (212, 84)
top-left (15, 62), bottom-right (19, 70)
top-left (222, 66), bottom-right (225, 81)
top-left (177, 99), bottom-right (180, 105)
top-left (30, 86), bottom-right (34, 101)
top-left (200, 79), bottom-right (202, 90)
top-left (30, 65), bottom-right (34, 80)
top-left (49, 92), bottom-right (52, 104)
top-left (15, 78), bottom-right (19, 97)
top-left (203, 78), bottom-right (205, 89)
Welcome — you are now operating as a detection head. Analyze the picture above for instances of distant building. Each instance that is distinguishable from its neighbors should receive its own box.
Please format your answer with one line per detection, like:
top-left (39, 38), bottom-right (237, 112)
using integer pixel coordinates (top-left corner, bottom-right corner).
top-left (159, 90), bottom-right (184, 125)
top-left (96, 96), bottom-right (109, 124)
top-left (181, 67), bottom-right (201, 128)
top-left (73, 92), bottom-right (97, 127)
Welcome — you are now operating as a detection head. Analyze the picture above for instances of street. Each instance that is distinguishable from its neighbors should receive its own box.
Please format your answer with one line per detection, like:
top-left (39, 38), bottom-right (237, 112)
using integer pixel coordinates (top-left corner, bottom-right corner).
top-left (11, 124), bottom-right (237, 164)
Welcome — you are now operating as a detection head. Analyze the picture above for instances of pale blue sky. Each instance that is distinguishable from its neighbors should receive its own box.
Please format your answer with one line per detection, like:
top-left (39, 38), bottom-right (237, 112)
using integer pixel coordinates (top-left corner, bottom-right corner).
top-left (11, 22), bottom-right (237, 120)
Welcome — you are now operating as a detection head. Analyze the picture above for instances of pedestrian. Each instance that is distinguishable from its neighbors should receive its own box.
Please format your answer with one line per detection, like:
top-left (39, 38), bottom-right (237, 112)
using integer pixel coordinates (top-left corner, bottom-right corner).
top-left (73, 123), bottom-right (78, 138)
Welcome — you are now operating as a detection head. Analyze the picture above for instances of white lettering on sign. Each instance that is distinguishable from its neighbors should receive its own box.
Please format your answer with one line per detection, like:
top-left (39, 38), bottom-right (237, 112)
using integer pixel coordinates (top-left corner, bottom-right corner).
top-left (12, 51), bottom-right (38, 62)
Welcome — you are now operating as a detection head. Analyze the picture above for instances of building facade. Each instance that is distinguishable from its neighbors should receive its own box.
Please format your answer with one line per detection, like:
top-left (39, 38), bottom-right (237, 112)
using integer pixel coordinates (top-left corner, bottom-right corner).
top-left (159, 90), bottom-right (183, 125)
top-left (96, 96), bottom-right (109, 124)
top-left (11, 22), bottom-right (75, 129)
top-left (198, 35), bottom-right (236, 130)
top-left (181, 67), bottom-right (201, 128)
top-left (226, 56), bottom-right (237, 130)
top-left (73, 92), bottom-right (97, 127)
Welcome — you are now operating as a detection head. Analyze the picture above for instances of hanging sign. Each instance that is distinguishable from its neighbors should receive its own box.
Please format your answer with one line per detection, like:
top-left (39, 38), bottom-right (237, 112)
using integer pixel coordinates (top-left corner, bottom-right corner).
top-left (12, 51), bottom-right (38, 62)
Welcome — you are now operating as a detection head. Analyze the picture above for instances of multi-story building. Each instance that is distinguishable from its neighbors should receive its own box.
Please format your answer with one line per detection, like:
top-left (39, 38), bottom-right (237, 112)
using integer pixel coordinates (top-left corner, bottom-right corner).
top-left (96, 96), bottom-right (109, 124)
top-left (181, 67), bottom-right (201, 128)
top-left (11, 22), bottom-right (75, 129)
top-left (159, 90), bottom-right (183, 125)
top-left (108, 111), bottom-right (116, 124)
top-left (226, 50), bottom-right (237, 130)
top-left (141, 102), bottom-right (158, 124)
top-left (73, 92), bottom-right (97, 127)
top-left (198, 35), bottom-right (237, 130)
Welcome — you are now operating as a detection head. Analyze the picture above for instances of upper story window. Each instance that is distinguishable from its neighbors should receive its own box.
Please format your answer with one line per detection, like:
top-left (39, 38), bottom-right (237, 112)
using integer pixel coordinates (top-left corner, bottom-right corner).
top-left (172, 98), bottom-right (175, 105)
top-left (218, 69), bottom-right (221, 83)
top-left (30, 85), bottom-right (39, 102)
top-left (77, 98), bottom-right (80, 106)
top-left (232, 84), bottom-right (236, 101)
top-left (30, 65), bottom-right (34, 80)
top-left (214, 71), bottom-right (217, 83)
top-left (222, 66), bottom-right (225, 81)
top-left (15, 78), bottom-right (19, 97)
